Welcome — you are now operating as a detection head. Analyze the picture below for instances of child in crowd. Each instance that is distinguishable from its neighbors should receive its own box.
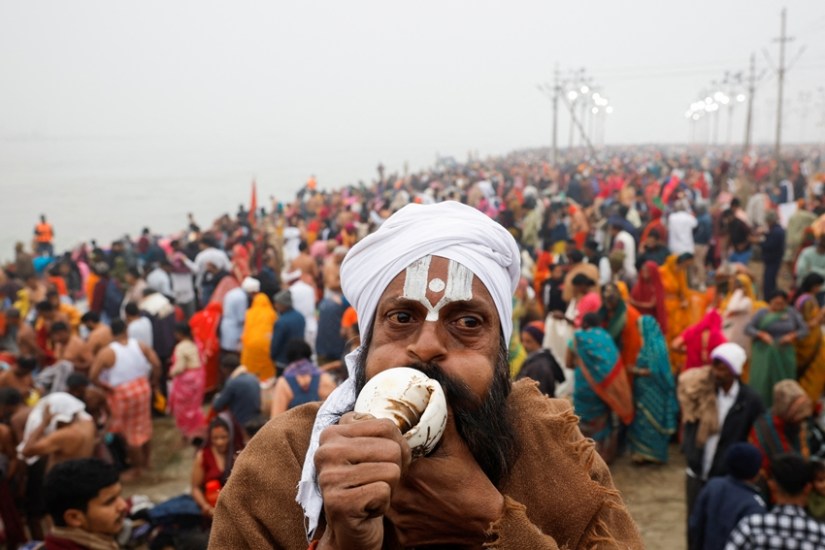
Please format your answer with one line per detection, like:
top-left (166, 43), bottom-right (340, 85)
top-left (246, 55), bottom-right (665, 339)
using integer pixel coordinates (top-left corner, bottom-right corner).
top-left (689, 442), bottom-right (766, 550)
top-left (808, 459), bottom-right (825, 522)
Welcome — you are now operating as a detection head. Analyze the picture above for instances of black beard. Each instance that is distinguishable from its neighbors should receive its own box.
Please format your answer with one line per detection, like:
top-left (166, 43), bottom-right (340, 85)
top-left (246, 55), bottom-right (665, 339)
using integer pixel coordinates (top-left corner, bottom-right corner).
top-left (352, 336), bottom-right (517, 487)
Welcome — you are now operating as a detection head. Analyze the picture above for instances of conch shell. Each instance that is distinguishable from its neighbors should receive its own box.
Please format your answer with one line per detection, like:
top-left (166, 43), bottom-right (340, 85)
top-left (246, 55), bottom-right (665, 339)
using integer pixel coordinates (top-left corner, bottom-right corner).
top-left (354, 367), bottom-right (447, 457)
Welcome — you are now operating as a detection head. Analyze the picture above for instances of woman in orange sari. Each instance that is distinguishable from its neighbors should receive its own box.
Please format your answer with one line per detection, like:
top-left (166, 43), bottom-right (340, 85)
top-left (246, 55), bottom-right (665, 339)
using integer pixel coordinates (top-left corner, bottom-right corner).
top-left (240, 293), bottom-right (277, 381)
top-left (659, 253), bottom-right (694, 371)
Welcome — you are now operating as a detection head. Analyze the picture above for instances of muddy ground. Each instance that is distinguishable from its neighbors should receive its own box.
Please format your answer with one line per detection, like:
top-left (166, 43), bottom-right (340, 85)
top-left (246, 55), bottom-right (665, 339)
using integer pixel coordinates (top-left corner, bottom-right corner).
top-left (126, 417), bottom-right (686, 549)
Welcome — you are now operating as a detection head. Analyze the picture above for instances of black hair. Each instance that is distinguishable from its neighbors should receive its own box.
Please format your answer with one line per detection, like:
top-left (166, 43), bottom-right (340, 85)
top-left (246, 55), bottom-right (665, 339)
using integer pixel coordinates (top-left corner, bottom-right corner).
top-left (44, 458), bottom-right (120, 526)
top-left (35, 300), bottom-right (54, 313)
top-left (66, 372), bottom-right (90, 390)
top-left (584, 240), bottom-right (599, 251)
top-left (286, 339), bottom-right (312, 363)
top-left (220, 352), bottom-right (240, 371)
top-left (46, 290), bottom-right (59, 299)
top-left (124, 302), bottom-right (140, 317)
top-left (799, 273), bottom-right (825, 295)
top-left (769, 289), bottom-right (789, 302)
top-left (110, 318), bottom-right (127, 336)
top-left (677, 252), bottom-right (694, 263)
top-left (568, 250), bottom-right (584, 263)
top-left (174, 321), bottom-right (192, 339)
top-left (298, 241), bottom-right (309, 253)
top-left (571, 273), bottom-right (594, 287)
top-left (50, 321), bottom-right (69, 334)
top-left (80, 311), bottom-right (100, 324)
top-left (771, 453), bottom-right (813, 496)
top-left (0, 387), bottom-right (23, 407)
top-left (127, 267), bottom-right (142, 279)
top-left (582, 312), bottom-right (601, 329)
top-left (811, 459), bottom-right (825, 478)
top-left (17, 357), bottom-right (37, 371)
top-left (648, 229), bottom-right (661, 240)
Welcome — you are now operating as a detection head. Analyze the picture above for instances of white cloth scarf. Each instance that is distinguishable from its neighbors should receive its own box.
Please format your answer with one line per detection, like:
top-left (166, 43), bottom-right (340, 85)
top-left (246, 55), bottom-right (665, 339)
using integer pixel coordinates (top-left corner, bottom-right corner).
top-left (296, 200), bottom-right (520, 539)
top-left (17, 392), bottom-right (91, 464)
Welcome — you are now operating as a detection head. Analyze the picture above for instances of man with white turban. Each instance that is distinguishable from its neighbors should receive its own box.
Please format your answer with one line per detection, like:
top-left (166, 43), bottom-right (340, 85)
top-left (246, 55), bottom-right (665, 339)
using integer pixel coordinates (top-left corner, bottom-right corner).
top-left (210, 201), bottom-right (641, 549)
top-left (678, 341), bottom-right (765, 544)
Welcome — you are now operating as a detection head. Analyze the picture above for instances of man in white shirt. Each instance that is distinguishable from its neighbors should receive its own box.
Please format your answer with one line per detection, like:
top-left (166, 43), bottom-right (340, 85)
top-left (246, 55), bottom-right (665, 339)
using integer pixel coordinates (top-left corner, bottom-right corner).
top-left (219, 277), bottom-right (260, 353)
top-left (667, 201), bottom-right (698, 256)
top-left (146, 260), bottom-right (173, 299)
top-left (124, 302), bottom-right (153, 348)
top-left (283, 269), bottom-right (318, 353)
top-left (608, 218), bottom-right (637, 285)
top-left (679, 342), bottom-right (765, 546)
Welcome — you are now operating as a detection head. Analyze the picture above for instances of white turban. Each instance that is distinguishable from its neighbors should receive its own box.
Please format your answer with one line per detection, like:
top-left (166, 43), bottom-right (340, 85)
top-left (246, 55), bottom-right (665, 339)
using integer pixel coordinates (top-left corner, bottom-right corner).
top-left (710, 342), bottom-right (747, 376)
top-left (297, 201), bottom-right (520, 539)
top-left (342, 200), bottom-right (520, 344)
top-left (240, 276), bottom-right (260, 294)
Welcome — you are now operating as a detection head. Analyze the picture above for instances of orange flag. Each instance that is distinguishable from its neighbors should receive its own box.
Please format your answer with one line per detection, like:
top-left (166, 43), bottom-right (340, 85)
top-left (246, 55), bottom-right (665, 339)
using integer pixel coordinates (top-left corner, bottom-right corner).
top-left (249, 179), bottom-right (258, 225)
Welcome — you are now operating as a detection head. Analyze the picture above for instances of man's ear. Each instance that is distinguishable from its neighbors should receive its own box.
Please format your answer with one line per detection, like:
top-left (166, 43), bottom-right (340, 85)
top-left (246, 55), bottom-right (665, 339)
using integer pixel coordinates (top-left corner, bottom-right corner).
top-left (63, 509), bottom-right (87, 529)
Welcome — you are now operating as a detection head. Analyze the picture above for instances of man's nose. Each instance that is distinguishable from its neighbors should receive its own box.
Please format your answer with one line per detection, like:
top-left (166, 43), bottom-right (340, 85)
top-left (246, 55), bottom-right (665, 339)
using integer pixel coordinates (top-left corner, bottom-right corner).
top-left (406, 321), bottom-right (448, 365)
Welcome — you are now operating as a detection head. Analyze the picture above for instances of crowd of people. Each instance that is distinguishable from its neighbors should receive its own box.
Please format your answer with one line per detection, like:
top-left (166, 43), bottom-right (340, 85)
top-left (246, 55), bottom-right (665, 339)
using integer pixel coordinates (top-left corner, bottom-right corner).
top-left (1, 144), bottom-right (825, 548)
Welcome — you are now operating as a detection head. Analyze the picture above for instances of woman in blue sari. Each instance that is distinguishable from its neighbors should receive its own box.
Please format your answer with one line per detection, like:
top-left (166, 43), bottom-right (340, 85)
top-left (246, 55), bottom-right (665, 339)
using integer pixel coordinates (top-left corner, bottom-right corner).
top-left (567, 313), bottom-right (634, 464)
top-left (628, 315), bottom-right (679, 464)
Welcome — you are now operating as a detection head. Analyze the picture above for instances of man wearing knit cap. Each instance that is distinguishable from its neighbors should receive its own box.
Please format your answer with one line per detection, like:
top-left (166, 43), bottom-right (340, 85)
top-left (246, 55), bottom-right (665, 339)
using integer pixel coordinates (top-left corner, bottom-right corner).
top-left (689, 442), bottom-right (765, 550)
top-left (211, 201), bottom-right (641, 549)
top-left (679, 342), bottom-right (765, 539)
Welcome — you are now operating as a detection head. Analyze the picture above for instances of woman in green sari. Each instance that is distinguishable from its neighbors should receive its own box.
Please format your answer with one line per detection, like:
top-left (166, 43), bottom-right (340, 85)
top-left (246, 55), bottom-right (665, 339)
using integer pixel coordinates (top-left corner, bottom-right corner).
top-left (745, 290), bottom-right (809, 408)
top-left (628, 315), bottom-right (678, 464)
top-left (567, 313), bottom-right (634, 464)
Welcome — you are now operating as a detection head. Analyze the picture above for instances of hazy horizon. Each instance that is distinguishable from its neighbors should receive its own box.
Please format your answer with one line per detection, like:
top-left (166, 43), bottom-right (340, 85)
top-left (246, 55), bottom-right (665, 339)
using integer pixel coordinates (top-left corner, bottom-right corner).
top-left (1, 1), bottom-right (824, 259)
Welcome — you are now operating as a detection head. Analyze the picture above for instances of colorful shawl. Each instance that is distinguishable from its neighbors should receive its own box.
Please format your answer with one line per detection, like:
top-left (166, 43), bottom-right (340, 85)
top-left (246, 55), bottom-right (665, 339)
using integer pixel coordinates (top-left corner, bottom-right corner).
top-left (681, 308), bottom-right (727, 369)
top-left (573, 327), bottom-right (634, 427)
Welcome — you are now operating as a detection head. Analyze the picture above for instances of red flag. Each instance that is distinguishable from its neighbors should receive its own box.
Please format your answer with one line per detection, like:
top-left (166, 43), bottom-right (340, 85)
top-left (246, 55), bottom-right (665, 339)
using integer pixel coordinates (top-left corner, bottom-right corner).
top-left (249, 179), bottom-right (258, 225)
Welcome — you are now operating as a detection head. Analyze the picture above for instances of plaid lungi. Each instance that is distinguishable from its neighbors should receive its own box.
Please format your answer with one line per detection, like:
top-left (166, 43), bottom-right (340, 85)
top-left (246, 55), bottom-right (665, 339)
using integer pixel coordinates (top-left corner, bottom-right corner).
top-left (108, 377), bottom-right (152, 447)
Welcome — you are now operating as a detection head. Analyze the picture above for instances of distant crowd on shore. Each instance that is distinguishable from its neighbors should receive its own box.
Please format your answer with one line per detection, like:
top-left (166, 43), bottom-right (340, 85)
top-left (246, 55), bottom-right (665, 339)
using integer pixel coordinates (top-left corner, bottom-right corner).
top-left (2, 144), bottom-right (825, 548)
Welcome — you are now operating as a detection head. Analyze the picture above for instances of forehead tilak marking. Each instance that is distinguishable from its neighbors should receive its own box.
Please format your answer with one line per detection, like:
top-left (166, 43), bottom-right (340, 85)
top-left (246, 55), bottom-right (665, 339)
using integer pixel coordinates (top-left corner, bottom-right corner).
top-left (402, 255), bottom-right (474, 321)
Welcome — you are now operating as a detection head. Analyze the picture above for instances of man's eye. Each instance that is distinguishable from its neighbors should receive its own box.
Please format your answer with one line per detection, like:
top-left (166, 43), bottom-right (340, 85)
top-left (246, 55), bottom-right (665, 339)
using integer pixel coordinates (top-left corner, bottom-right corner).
top-left (389, 311), bottom-right (414, 324)
top-left (455, 316), bottom-right (482, 329)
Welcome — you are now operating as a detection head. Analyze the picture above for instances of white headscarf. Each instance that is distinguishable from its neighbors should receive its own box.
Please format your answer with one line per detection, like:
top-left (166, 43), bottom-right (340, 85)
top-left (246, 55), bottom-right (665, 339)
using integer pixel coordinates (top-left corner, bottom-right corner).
top-left (296, 201), bottom-right (520, 539)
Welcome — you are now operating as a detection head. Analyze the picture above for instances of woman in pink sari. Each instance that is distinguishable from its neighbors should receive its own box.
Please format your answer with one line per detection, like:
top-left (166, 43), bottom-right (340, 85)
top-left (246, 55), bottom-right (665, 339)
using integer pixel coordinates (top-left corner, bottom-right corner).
top-left (672, 308), bottom-right (727, 372)
top-left (169, 322), bottom-right (206, 441)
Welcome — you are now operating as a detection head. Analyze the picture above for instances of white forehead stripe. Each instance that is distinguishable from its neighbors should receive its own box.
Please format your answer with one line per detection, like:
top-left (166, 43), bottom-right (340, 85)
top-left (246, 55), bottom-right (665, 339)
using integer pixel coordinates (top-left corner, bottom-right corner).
top-left (402, 256), bottom-right (474, 321)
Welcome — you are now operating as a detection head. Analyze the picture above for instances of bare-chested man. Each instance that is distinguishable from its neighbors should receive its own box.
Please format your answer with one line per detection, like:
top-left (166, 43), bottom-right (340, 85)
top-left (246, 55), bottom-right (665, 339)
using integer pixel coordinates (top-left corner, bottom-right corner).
top-left (322, 245), bottom-right (347, 298)
top-left (0, 356), bottom-right (37, 399)
top-left (51, 322), bottom-right (92, 372)
top-left (81, 311), bottom-right (113, 360)
top-left (66, 372), bottom-right (110, 430)
top-left (2, 308), bottom-right (43, 363)
top-left (289, 241), bottom-right (319, 287)
top-left (20, 394), bottom-right (96, 467)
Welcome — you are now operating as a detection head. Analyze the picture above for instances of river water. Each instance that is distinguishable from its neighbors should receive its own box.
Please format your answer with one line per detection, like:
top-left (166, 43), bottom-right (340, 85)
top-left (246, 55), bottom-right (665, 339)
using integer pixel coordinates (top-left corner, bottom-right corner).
top-left (0, 135), bottom-right (442, 263)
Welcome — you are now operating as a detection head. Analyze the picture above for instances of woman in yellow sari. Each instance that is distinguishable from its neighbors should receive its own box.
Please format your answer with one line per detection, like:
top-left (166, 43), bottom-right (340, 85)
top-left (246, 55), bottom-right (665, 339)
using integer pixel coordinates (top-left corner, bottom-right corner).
top-left (240, 293), bottom-right (277, 380)
top-left (794, 273), bottom-right (825, 403)
top-left (721, 273), bottom-right (767, 359)
top-left (659, 253), bottom-right (696, 371)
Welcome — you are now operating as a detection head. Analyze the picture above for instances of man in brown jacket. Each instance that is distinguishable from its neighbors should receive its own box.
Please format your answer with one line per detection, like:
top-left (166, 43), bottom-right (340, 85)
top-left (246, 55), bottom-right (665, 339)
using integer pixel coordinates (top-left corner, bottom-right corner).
top-left (210, 201), bottom-right (641, 549)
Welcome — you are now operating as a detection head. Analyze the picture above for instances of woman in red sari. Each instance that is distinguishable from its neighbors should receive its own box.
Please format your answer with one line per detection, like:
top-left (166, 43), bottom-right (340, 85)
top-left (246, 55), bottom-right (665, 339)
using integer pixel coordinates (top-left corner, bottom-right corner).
top-left (190, 301), bottom-right (223, 393)
top-left (629, 261), bottom-right (667, 336)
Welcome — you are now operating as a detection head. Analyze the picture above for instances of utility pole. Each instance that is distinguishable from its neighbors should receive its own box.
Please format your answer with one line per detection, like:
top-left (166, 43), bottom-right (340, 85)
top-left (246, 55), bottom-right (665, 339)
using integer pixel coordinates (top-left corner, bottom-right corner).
top-left (744, 53), bottom-right (756, 154)
top-left (773, 7), bottom-right (794, 172)
top-left (552, 64), bottom-right (559, 165)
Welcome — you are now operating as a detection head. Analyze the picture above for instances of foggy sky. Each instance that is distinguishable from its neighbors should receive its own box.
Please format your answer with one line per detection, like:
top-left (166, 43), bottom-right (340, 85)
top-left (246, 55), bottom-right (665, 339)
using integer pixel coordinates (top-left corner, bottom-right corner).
top-left (1, 1), bottom-right (824, 170)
